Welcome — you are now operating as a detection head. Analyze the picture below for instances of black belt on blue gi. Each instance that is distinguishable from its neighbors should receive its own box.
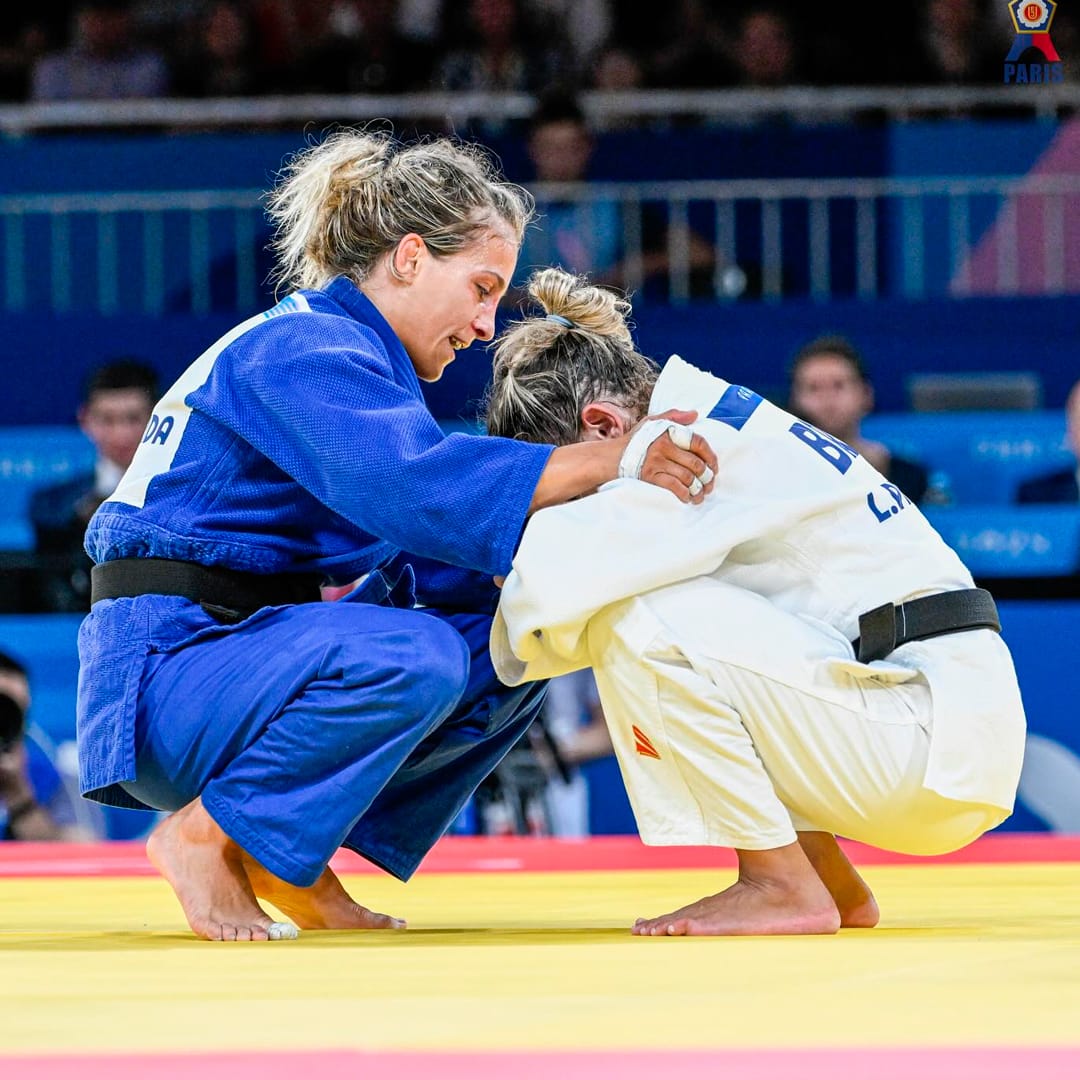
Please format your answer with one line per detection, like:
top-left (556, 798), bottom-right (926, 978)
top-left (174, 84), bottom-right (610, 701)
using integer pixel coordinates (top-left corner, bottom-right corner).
top-left (90, 558), bottom-right (322, 623)
top-left (851, 587), bottom-right (1000, 664)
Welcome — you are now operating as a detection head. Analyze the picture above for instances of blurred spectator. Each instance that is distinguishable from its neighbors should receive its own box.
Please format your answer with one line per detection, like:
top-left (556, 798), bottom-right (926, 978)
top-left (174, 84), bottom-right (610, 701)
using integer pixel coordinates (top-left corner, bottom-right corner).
top-left (431, 0), bottom-right (568, 95)
top-left (530, 669), bottom-right (614, 837)
top-left (513, 93), bottom-right (623, 293)
top-left (471, 667), bottom-right (618, 837)
top-left (1017, 379), bottom-right (1080, 504)
top-left (524, 0), bottom-right (612, 85)
top-left (395, 0), bottom-right (443, 43)
top-left (590, 42), bottom-right (645, 93)
top-left (30, 0), bottom-right (170, 101)
top-left (171, 1), bottom-right (266, 98)
top-left (885, 0), bottom-right (1003, 88)
top-left (0, 650), bottom-right (97, 841)
top-left (286, 0), bottom-right (425, 95)
top-left (30, 358), bottom-right (159, 613)
top-left (512, 92), bottom-right (717, 303)
top-left (726, 5), bottom-right (802, 88)
top-left (643, 0), bottom-right (733, 89)
top-left (787, 334), bottom-right (931, 505)
top-left (0, 19), bottom-right (54, 102)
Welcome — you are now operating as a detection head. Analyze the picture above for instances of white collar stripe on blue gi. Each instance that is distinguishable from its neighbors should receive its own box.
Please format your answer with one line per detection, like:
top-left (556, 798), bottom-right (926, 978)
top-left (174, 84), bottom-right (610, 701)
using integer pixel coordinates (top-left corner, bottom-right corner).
top-left (109, 293), bottom-right (312, 510)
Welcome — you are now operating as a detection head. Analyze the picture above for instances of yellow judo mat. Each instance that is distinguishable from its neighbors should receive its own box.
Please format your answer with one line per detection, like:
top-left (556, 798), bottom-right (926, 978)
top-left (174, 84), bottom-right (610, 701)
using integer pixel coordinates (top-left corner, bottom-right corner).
top-left (1, 837), bottom-right (1079, 1079)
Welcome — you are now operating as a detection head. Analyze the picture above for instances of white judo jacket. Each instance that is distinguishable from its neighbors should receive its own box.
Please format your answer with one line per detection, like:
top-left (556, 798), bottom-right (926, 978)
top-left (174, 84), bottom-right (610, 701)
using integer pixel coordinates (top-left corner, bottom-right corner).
top-left (492, 355), bottom-right (1026, 812)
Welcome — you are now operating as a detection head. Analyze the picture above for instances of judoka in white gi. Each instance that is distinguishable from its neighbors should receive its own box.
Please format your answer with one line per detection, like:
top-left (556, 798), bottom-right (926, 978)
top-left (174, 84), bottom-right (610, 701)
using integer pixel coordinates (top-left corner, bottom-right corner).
top-left (77, 137), bottom-right (717, 942)
top-left (485, 268), bottom-right (1027, 937)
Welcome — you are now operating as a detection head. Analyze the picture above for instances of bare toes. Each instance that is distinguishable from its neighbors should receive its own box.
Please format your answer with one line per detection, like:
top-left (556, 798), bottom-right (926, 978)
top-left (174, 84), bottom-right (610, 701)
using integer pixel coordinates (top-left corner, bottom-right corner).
top-left (366, 909), bottom-right (406, 930)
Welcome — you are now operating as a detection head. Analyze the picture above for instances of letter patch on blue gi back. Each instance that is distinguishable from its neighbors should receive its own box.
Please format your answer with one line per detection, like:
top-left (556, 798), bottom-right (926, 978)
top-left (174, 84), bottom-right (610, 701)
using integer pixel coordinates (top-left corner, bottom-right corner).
top-left (707, 384), bottom-right (762, 430)
top-left (111, 293), bottom-right (312, 508)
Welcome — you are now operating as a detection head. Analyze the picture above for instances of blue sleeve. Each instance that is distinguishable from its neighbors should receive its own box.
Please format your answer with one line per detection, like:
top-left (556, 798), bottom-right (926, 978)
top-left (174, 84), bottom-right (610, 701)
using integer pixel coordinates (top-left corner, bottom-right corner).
top-left (192, 315), bottom-right (554, 577)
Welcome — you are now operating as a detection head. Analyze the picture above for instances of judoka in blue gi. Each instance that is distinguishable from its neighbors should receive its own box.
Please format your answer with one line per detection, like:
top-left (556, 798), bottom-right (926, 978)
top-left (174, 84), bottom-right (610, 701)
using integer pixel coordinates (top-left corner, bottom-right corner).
top-left (77, 130), bottom-right (718, 941)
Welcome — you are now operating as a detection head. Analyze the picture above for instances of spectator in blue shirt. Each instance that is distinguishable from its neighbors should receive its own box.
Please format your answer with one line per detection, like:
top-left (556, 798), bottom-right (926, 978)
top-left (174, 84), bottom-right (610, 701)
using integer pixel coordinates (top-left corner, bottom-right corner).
top-left (30, 358), bottom-right (158, 613)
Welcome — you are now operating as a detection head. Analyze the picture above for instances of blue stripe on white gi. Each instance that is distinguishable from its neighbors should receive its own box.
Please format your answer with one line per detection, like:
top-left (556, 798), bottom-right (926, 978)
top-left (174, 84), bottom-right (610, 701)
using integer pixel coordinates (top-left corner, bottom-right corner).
top-left (110, 293), bottom-right (312, 509)
top-left (707, 383), bottom-right (763, 430)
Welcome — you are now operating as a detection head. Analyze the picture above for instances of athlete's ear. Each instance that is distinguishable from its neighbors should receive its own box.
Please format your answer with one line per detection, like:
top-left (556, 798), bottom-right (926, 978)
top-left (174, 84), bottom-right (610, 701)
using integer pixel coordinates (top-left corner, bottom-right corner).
top-left (391, 233), bottom-right (426, 282)
top-left (580, 401), bottom-right (633, 442)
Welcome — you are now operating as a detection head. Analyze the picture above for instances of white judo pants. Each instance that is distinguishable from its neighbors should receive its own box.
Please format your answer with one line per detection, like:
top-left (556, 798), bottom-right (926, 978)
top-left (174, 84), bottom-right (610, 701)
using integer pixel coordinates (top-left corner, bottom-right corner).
top-left (586, 577), bottom-right (1005, 856)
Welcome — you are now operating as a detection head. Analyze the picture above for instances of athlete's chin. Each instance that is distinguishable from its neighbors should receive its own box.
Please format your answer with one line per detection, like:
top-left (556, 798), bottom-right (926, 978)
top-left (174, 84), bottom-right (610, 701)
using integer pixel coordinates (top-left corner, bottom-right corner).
top-left (414, 356), bottom-right (452, 383)
top-left (418, 364), bottom-right (449, 383)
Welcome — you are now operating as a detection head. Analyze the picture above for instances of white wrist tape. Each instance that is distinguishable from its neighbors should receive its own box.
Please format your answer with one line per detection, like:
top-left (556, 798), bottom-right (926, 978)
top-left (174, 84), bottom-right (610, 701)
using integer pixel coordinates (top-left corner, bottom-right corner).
top-left (619, 420), bottom-right (678, 480)
top-left (618, 421), bottom-right (714, 495)
top-left (666, 423), bottom-right (694, 452)
top-left (619, 421), bottom-right (698, 479)
top-left (673, 426), bottom-right (714, 491)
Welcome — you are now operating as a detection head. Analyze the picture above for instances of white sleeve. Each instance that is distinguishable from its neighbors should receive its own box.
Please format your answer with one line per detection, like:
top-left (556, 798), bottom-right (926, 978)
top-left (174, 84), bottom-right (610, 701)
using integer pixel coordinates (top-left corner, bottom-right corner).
top-left (494, 431), bottom-right (802, 679)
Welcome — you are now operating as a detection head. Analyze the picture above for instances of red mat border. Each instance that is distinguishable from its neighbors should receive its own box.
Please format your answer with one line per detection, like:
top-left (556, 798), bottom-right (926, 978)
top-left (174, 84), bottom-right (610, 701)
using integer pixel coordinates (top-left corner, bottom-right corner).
top-left (1, 832), bottom-right (1077, 878)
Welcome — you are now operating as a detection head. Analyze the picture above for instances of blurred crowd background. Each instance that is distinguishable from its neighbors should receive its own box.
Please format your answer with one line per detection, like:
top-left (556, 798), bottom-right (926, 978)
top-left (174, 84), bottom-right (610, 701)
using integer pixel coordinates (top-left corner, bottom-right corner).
top-left (1, 0), bottom-right (1078, 843)
top-left (2, 0), bottom-right (1078, 105)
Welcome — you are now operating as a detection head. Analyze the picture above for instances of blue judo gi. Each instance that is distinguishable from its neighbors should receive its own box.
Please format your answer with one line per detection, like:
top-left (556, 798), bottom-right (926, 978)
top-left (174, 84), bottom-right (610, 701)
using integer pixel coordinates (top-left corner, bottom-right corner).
top-left (77, 278), bottom-right (554, 886)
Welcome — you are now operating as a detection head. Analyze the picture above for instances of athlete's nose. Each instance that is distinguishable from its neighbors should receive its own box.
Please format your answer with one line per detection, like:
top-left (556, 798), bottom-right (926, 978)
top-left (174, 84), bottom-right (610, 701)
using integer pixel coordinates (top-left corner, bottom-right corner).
top-left (473, 307), bottom-right (496, 341)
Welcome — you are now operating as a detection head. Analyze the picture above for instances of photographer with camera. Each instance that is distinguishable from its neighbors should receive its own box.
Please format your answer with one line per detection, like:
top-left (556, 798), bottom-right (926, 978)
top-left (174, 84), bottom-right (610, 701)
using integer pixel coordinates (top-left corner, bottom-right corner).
top-left (0, 650), bottom-right (92, 841)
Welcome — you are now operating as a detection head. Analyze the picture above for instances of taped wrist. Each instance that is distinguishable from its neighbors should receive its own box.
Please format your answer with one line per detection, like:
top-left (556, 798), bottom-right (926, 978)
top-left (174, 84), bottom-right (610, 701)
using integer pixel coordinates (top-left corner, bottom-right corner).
top-left (618, 420), bottom-right (694, 480)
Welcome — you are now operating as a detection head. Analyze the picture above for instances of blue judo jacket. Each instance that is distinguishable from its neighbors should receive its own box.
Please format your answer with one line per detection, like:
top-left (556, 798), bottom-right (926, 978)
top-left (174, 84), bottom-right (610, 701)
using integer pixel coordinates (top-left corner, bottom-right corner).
top-left (88, 277), bottom-right (552, 581)
top-left (78, 276), bottom-right (553, 806)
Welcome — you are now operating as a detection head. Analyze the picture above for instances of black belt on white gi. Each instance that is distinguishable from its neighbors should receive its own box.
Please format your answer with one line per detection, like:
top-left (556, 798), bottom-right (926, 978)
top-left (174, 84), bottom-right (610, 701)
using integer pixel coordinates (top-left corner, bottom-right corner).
top-left (851, 587), bottom-right (1001, 664)
top-left (90, 557), bottom-right (322, 623)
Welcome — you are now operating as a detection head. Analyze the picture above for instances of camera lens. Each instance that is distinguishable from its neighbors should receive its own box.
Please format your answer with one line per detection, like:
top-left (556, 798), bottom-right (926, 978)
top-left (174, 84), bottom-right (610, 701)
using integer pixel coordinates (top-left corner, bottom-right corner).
top-left (0, 691), bottom-right (25, 754)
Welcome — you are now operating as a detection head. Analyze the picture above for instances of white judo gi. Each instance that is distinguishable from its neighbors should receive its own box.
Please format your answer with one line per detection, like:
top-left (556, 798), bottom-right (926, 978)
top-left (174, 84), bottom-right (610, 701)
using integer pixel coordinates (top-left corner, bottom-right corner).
top-left (491, 356), bottom-right (1027, 855)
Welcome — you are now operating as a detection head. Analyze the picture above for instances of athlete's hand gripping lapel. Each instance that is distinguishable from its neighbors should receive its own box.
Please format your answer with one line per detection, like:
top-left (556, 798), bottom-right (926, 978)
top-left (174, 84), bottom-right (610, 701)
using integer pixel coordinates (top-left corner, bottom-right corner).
top-left (620, 411), bottom-right (717, 504)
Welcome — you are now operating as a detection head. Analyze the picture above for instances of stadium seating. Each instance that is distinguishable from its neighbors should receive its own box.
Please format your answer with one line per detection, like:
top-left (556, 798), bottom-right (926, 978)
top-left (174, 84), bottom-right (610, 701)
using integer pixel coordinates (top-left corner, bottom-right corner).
top-left (924, 504), bottom-right (1080, 578)
top-left (862, 410), bottom-right (1071, 505)
top-left (0, 427), bottom-right (95, 552)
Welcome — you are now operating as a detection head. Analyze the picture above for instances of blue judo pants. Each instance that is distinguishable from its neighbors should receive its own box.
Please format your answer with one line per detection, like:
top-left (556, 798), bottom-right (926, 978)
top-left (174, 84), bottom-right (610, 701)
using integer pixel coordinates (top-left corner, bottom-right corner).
top-left (119, 602), bottom-right (547, 887)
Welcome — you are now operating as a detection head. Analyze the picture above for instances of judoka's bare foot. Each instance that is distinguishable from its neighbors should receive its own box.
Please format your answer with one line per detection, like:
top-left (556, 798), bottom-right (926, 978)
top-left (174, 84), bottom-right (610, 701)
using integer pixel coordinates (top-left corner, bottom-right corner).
top-left (146, 798), bottom-right (297, 941)
top-left (242, 854), bottom-right (406, 931)
top-left (797, 831), bottom-right (880, 929)
top-left (632, 843), bottom-right (840, 937)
